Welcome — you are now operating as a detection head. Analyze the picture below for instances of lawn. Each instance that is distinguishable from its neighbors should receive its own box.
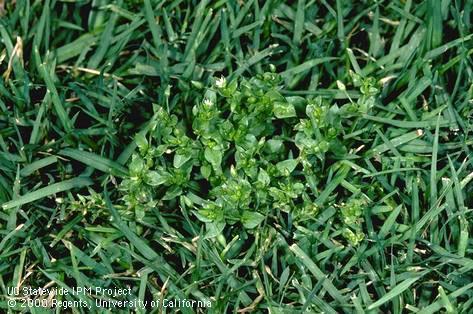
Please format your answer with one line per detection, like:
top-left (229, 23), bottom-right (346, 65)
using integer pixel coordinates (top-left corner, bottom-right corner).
top-left (0, 0), bottom-right (473, 313)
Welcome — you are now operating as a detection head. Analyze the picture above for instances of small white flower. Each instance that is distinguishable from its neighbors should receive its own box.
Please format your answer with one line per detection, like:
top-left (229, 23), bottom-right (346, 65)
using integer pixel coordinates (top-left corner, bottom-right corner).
top-left (203, 98), bottom-right (213, 107)
top-left (215, 76), bottom-right (227, 89)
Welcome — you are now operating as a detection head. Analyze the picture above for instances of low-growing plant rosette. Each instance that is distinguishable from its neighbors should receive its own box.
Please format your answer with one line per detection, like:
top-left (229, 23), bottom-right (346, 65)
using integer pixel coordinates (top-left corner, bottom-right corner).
top-left (119, 69), bottom-right (381, 247)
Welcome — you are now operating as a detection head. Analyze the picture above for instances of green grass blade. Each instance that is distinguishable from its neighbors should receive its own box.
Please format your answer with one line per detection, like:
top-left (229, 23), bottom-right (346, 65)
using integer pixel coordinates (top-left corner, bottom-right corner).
top-left (290, 243), bottom-right (346, 304)
top-left (1, 177), bottom-right (93, 210)
top-left (367, 272), bottom-right (427, 310)
top-left (20, 156), bottom-right (58, 177)
top-left (103, 188), bottom-right (158, 261)
top-left (36, 52), bottom-right (72, 132)
top-left (59, 148), bottom-right (128, 177)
